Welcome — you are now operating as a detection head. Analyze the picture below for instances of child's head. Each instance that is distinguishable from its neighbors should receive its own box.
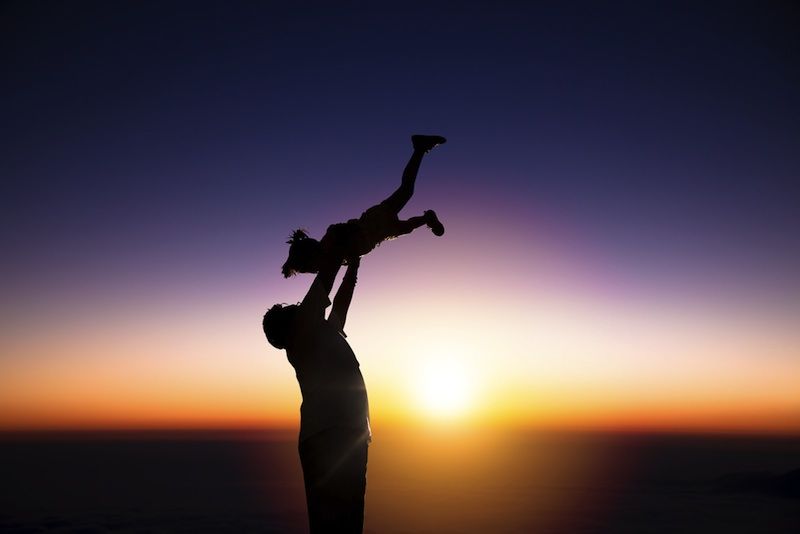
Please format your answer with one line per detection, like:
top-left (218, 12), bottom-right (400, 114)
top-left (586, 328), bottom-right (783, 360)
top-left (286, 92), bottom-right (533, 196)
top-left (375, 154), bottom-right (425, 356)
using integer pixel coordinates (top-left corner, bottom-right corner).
top-left (262, 303), bottom-right (298, 349)
top-left (282, 229), bottom-right (322, 277)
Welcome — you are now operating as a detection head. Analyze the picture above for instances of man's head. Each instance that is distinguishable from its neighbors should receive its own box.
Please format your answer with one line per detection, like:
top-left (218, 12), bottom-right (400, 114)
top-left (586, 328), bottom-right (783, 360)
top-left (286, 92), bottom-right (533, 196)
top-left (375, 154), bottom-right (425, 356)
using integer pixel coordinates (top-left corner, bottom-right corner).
top-left (262, 303), bottom-right (298, 349)
top-left (282, 229), bottom-right (322, 277)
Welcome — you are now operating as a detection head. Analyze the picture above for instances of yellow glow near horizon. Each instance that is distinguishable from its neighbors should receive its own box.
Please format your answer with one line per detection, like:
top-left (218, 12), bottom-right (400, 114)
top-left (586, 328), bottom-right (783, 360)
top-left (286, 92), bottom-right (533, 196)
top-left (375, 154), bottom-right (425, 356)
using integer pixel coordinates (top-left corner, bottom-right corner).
top-left (414, 359), bottom-right (474, 419)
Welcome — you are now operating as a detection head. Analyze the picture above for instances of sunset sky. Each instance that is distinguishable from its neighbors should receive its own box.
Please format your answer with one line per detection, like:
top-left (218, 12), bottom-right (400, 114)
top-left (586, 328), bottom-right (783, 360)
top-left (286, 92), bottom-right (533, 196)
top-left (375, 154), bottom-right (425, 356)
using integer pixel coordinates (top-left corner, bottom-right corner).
top-left (2, 1), bottom-right (799, 433)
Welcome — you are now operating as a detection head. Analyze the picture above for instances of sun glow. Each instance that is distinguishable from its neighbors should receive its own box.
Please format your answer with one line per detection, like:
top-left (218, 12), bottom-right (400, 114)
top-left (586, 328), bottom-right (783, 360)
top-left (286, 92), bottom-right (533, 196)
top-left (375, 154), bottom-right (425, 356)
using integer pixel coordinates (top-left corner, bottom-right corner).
top-left (414, 360), bottom-right (474, 418)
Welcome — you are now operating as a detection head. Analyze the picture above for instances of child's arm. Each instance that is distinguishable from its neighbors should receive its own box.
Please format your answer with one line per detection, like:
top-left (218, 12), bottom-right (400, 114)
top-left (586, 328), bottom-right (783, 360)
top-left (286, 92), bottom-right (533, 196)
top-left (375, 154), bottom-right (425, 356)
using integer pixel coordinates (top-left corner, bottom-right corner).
top-left (329, 256), bottom-right (360, 333)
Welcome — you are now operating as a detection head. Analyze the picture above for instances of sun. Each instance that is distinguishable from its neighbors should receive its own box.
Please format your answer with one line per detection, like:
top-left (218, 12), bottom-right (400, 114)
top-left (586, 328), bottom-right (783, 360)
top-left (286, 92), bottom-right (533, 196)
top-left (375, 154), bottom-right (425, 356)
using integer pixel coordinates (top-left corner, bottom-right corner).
top-left (415, 360), bottom-right (473, 418)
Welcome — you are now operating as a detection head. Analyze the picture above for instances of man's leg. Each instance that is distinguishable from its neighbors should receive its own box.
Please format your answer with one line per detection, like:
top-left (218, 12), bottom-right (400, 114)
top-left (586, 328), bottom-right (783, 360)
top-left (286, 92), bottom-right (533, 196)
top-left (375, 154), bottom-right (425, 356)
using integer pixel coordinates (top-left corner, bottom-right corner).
top-left (299, 428), bottom-right (369, 534)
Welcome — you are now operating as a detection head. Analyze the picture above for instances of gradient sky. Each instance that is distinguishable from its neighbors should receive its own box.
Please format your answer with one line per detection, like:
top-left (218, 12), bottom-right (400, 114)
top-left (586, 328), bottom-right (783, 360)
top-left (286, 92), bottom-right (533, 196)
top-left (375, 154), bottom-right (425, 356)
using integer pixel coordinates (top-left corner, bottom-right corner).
top-left (2, 1), bottom-right (799, 433)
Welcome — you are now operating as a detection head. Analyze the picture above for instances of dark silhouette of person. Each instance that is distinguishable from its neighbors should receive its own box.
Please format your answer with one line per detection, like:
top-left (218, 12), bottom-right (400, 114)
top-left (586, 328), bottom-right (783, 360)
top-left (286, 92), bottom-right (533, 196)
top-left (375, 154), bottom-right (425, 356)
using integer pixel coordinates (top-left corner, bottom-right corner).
top-left (263, 252), bottom-right (369, 533)
top-left (281, 134), bottom-right (447, 278)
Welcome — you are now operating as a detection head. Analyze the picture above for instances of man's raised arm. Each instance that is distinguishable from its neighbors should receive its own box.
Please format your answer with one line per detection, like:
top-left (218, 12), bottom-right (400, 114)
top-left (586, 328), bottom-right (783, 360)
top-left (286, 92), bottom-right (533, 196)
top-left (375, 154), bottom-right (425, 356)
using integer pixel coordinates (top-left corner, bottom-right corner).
top-left (329, 256), bottom-right (360, 333)
top-left (300, 252), bottom-right (343, 317)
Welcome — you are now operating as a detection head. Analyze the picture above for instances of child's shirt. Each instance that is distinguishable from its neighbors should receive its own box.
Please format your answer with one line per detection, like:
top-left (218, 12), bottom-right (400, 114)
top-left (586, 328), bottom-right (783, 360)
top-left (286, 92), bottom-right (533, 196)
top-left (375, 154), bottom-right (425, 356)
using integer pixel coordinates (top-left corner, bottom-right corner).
top-left (320, 203), bottom-right (397, 261)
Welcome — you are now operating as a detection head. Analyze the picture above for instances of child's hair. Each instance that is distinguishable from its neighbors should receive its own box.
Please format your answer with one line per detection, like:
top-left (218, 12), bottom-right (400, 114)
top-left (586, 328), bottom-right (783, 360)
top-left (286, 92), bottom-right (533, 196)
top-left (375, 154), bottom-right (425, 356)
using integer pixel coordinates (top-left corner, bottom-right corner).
top-left (262, 303), bottom-right (298, 349)
top-left (281, 229), bottom-right (321, 278)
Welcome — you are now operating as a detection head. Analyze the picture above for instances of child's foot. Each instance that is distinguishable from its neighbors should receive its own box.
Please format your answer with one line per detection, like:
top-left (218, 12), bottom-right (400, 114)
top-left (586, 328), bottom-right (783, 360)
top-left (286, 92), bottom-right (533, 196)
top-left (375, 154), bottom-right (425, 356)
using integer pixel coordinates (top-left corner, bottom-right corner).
top-left (412, 134), bottom-right (447, 153)
top-left (424, 210), bottom-right (445, 236)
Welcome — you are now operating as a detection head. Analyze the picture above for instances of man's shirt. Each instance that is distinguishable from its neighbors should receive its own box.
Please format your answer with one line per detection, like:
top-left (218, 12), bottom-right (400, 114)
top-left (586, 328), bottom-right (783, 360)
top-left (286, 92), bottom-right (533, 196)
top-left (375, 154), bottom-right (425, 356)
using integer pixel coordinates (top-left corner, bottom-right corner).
top-left (286, 279), bottom-right (370, 442)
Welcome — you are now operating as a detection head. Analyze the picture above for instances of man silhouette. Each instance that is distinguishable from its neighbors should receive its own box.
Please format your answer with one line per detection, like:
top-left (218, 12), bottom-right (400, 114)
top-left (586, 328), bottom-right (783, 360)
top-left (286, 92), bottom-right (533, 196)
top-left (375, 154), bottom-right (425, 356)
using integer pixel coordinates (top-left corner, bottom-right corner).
top-left (263, 252), bottom-right (370, 533)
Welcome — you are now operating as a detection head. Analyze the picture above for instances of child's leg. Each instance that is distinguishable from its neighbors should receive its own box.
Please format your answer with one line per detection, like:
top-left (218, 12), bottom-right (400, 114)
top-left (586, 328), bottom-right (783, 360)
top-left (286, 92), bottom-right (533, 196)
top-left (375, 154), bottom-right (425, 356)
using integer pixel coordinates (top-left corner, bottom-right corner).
top-left (390, 210), bottom-right (444, 238)
top-left (380, 150), bottom-right (425, 215)
top-left (380, 135), bottom-right (447, 216)
top-left (391, 215), bottom-right (428, 237)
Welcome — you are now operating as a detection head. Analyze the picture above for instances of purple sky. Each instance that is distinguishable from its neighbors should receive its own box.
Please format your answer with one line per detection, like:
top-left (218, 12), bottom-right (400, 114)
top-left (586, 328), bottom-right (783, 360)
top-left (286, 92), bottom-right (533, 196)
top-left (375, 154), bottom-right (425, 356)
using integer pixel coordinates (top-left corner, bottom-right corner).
top-left (4, 2), bottom-right (798, 302)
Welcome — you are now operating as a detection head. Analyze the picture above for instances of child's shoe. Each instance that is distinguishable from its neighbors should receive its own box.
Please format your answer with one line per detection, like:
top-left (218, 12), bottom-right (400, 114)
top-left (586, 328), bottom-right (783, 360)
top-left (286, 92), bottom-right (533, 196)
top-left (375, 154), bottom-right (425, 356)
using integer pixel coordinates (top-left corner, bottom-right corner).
top-left (424, 210), bottom-right (445, 236)
top-left (412, 135), bottom-right (447, 153)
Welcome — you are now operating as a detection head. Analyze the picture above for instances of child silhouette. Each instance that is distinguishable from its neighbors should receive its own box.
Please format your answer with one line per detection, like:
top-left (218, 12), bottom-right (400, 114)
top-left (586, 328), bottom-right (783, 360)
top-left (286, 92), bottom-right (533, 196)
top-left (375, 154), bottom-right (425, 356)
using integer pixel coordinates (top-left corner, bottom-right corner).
top-left (281, 134), bottom-right (446, 277)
